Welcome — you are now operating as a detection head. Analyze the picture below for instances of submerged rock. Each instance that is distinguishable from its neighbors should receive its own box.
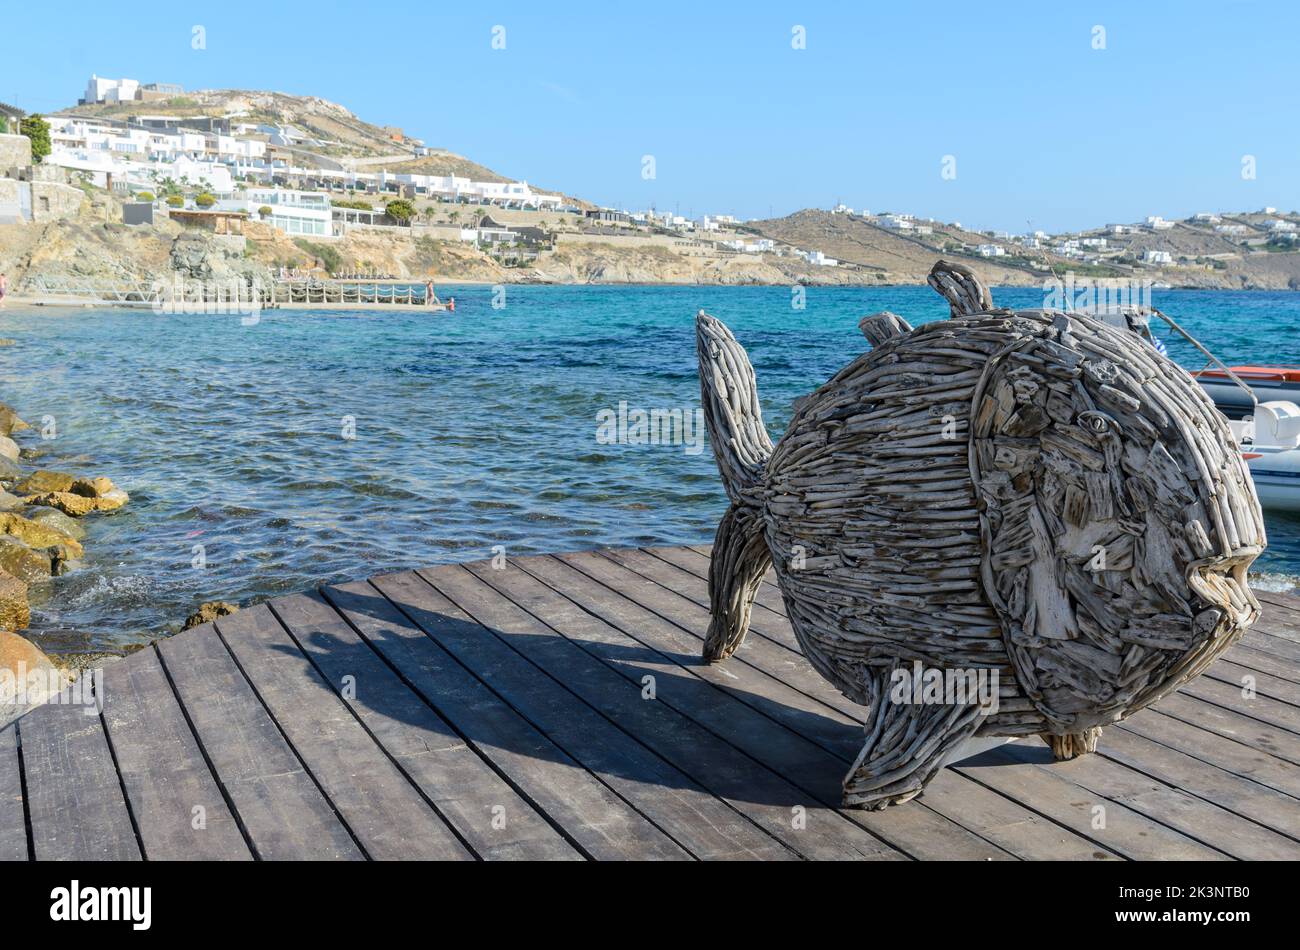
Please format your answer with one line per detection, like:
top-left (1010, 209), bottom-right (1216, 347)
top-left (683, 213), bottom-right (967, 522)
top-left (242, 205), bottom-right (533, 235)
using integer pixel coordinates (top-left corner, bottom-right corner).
top-left (0, 455), bottom-right (19, 483)
top-left (0, 570), bottom-right (29, 632)
top-left (0, 490), bottom-right (22, 513)
top-left (181, 600), bottom-right (239, 631)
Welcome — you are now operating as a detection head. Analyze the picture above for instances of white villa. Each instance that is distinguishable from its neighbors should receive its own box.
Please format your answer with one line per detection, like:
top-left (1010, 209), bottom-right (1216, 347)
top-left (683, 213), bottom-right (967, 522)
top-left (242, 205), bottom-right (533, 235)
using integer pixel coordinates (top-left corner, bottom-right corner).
top-left (223, 188), bottom-right (332, 236)
top-left (976, 244), bottom-right (1006, 257)
top-left (1144, 249), bottom-right (1173, 264)
top-left (83, 75), bottom-right (139, 104)
top-left (876, 214), bottom-right (914, 230)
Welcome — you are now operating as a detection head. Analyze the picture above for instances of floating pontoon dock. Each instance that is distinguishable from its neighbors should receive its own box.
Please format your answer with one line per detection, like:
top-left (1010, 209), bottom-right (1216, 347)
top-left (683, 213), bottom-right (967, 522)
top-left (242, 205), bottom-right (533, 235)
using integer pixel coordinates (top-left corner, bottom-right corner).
top-left (12, 277), bottom-right (449, 312)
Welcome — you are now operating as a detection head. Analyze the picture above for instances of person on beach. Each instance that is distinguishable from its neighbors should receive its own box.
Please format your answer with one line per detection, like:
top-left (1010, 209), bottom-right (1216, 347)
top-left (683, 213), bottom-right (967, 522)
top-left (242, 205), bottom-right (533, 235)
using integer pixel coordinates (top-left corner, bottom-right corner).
top-left (425, 279), bottom-right (434, 306)
top-left (0, 273), bottom-right (7, 308)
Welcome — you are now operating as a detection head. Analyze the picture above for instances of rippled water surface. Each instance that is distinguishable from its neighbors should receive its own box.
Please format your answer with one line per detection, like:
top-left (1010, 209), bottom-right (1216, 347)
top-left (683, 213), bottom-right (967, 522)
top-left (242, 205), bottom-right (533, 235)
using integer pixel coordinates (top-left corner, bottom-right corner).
top-left (2, 284), bottom-right (1298, 650)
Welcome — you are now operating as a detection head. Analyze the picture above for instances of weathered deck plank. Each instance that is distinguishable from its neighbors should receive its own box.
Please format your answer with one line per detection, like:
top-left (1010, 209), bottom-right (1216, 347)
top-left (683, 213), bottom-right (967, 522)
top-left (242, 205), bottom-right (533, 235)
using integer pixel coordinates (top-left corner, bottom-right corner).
top-left (100, 648), bottom-right (252, 860)
top-left (323, 579), bottom-right (691, 861)
top-left (3, 546), bottom-right (1298, 861)
top-left (157, 621), bottom-right (364, 860)
top-left (268, 589), bottom-right (580, 861)
top-left (0, 724), bottom-right (28, 860)
top-left (1120, 709), bottom-right (1300, 799)
top-left (213, 604), bottom-right (473, 861)
top-left (382, 568), bottom-right (820, 860)
top-left (952, 745), bottom-right (1228, 860)
top-left (18, 697), bottom-right (140, 861)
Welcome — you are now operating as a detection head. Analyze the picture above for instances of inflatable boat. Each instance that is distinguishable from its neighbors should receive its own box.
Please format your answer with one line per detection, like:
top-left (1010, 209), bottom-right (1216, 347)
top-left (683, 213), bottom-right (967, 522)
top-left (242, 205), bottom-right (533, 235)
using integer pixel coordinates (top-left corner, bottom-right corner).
top-left (1228, 401), bottom-right (1300, 513)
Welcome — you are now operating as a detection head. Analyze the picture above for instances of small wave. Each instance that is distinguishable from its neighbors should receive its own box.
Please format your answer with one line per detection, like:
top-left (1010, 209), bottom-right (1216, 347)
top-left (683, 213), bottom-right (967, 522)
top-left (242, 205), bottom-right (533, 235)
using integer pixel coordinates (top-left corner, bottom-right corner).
top-left (1249, 572), bottom-right (1299, 593)
top-left (64, 573), bottom-right (156, 608)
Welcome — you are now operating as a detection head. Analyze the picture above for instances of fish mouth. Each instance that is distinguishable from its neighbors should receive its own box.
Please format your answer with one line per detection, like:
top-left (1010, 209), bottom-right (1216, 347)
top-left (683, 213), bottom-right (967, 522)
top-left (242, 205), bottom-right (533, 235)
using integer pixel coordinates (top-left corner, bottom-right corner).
top-left (1187, 549), bottom-right (1261, 643)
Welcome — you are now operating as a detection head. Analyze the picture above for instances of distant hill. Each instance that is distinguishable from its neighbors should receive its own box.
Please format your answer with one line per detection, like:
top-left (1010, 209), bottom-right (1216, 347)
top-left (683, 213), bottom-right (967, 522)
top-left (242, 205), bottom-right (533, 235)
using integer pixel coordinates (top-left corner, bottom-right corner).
top-left (746, 208), bottom-right (1300, 290)
top-left (744, 209), bottom-right (1049, 284)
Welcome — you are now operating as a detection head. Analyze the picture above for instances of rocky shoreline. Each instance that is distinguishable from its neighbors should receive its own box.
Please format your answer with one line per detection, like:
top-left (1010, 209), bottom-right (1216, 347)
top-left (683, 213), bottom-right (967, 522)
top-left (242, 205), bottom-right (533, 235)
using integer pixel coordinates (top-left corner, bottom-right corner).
top-left (0, 397), bottom-right (131, 725)
top-left (10, 199), bottom-right (1299, 296)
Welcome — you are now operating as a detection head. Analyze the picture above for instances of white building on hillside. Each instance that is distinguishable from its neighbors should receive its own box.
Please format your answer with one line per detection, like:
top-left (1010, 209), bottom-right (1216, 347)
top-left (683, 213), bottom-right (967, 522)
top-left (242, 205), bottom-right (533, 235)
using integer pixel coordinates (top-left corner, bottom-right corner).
top-left (1144, 249), bottom-right (1173, 264)
top-left (977, 244), bottom-right (1005, 257)
top-left (877, 214), bottom-right (913, 230)
top-left (226, 188), bottom-right (332, 235)
top-left (83, 75), bottom-right (140, 104)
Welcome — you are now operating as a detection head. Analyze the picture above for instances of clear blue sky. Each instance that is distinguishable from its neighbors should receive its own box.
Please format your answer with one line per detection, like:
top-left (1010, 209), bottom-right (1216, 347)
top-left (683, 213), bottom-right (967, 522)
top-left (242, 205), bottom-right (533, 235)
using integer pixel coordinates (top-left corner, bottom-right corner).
top-left (4, 0), bottom-right (1296, 232)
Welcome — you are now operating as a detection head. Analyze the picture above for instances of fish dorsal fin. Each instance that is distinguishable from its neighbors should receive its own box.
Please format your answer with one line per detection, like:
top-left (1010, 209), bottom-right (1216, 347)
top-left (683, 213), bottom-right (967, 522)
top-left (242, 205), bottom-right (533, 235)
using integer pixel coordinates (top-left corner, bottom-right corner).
top-left (859, 311), bottom-right (913, 347)
top-left (928, 259), bottom-right (994, 317)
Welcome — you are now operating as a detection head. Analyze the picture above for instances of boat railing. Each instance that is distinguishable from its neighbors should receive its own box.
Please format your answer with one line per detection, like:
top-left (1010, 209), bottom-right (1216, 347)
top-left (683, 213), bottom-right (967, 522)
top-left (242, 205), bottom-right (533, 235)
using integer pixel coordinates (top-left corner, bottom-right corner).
top-left (1147, 307), bottom-right (1259, 408)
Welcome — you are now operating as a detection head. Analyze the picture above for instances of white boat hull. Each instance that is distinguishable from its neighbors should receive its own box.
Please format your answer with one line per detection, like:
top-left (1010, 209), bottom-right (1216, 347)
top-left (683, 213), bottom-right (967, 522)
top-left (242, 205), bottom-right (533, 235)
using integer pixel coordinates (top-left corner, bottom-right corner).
top-left (1245, 453), bottom-right (1300, 513)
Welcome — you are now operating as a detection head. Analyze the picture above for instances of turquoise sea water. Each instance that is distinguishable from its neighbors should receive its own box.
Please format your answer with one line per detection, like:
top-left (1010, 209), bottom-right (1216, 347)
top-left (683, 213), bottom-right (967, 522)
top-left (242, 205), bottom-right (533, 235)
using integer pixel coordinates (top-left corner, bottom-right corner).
top-left (2, 284), bottom-right (1299, 651)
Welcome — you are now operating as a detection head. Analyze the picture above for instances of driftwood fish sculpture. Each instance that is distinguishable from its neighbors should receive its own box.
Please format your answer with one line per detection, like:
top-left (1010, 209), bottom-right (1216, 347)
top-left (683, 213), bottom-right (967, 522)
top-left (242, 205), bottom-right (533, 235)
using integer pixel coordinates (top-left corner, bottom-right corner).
top-left (696, 261), bottom-right (1264, 809)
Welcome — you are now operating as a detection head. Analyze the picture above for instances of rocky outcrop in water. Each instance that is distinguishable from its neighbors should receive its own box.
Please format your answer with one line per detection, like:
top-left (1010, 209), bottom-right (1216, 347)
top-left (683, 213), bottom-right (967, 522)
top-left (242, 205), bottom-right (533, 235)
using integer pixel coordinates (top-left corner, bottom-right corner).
top-left (181, 600), bottom-right (240, 631)
top-left (18, 470), bottom-right (129, 516)
top-left (169, 230), bottom-right (272, 286)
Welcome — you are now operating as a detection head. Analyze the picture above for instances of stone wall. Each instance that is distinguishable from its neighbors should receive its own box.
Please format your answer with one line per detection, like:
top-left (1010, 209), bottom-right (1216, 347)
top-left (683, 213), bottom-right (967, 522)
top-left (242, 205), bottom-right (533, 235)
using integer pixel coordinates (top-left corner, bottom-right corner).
top-left (0, 133), bottom-right (31, 176)
top-left (0, 178), bottom-right (20, 224)
top-left (0, 179), bottom-right (84, 224)
top-left (29, 182), bottom-right (85, 223)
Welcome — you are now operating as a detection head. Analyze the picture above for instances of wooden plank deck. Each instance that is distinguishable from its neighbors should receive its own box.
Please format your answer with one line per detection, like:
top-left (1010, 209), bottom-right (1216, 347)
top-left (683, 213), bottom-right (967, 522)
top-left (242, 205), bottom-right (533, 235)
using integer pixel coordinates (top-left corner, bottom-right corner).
top-left (3, 545), bottom-right (1299, 861)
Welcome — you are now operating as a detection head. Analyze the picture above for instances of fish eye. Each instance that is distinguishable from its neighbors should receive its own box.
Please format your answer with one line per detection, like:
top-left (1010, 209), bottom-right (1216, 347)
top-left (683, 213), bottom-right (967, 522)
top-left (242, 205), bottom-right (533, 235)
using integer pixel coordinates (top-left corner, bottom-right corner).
top-left (1077, 410), bottom-right (1115, 434)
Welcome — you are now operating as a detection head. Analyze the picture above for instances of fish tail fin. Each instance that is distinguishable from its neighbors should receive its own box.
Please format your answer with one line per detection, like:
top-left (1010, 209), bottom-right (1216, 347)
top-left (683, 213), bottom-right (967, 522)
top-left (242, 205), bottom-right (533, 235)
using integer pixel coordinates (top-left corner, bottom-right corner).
top-left (695, 311), bottom-right (773, 501)
top-left (696, 310), bottom-right (774, 661)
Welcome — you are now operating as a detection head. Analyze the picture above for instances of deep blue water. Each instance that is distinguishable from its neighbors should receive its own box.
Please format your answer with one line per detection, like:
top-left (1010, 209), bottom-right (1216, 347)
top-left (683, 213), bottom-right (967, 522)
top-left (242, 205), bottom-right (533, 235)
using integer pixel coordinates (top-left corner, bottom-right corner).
top-left (2, 284), bottom-right (1298, 651)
